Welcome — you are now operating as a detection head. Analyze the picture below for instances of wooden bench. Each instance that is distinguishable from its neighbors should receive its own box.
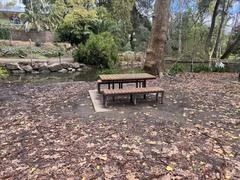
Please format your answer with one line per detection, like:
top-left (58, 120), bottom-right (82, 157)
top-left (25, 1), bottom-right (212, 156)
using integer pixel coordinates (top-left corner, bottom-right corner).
top-left (102, 87), bottom-right (164, 107)
top-left (97, 79), bottom-right (145, 93)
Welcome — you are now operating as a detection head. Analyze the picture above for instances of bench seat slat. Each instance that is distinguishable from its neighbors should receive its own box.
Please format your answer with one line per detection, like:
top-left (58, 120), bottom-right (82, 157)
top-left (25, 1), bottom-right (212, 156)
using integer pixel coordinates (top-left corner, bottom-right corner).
top-left (103, 87), bottom-right (164, 95)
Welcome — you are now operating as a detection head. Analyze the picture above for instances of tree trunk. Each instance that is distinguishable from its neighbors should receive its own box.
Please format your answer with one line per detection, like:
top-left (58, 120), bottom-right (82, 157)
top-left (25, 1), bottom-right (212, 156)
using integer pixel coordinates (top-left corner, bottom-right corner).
top-left (220, 30), bottom-right (240, 59)
top-left (178, 0), bottom-right (184, 57)
top-left (205, 0), bottom-right (221, 65)
top-left (212, 0), bottom-right (227, 58)
top-left (144, 0), bottom-right (171, 75)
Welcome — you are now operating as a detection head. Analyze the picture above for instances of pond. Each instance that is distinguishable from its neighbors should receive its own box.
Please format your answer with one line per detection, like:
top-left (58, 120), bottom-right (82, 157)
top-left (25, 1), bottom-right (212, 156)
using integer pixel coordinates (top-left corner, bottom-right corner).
top-left (0, 67), bottom-right (144, 84)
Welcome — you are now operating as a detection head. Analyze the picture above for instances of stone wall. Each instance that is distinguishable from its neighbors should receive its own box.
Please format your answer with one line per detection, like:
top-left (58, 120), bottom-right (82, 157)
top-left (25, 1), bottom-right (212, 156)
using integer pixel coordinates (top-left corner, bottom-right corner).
top-left (0, 62), bottom-right (90, 74)
top-left (11, 30), bottom-right (54, 43)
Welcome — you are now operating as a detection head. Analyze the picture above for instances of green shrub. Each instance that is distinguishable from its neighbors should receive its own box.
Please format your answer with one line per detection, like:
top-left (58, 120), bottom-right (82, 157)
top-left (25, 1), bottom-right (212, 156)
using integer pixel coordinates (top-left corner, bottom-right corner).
top-left (74, 32), bottom-right (118, 68)
top-left (212, 66), bottom-right (230, 72)
top-left (169, 63), bottom-right (185, 75)
top-left (0, 46), bottom-right (65, 58)
top-left (0, 27), bottom-right (10, 39)
top-left (193, 64), bottom-right (211, 73)
top-left (0, 67), bottom-right (8, 78)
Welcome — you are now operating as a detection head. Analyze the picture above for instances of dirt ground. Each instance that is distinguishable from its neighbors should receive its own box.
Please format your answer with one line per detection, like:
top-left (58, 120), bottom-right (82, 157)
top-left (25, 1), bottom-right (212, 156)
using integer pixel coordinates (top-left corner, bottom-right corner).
top-left (0, 73), bottom-right (239, 179)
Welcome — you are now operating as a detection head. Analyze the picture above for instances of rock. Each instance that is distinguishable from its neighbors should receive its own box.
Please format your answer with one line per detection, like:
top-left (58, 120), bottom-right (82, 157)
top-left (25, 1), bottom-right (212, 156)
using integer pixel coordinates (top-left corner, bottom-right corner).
top-left (21, 65), bottom-right (33, 73)
top-left (71, 69), bottom-right (76, 72)
top-left (79, 63), bottom-right (87, 68)
top-left (71, 62), bottom-right (80, 69)
top-left (32, 71), bottom-right (40, 74)
top-left (77, 68), bottom-right (83, 72)
top-left (61, 63), bottom-right (71, 69)
top-left (11, 70), bottom-right (25, 74)
top-left (67, 68), bottom-right (73, 71)
top-left (48, 63), bottom-right (63, 72)
top-left (58, 69), bottom-right (68, 73)
top-left (40, 69), bottom-right (50, 74)
top-left (39, 63), bottom-right (49, 72)
top-left (5, 63), bottom-right (22, 70)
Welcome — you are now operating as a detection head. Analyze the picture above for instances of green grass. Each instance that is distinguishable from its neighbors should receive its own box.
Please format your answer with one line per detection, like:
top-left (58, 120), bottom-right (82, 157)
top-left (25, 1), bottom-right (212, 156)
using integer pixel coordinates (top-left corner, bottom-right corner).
top-left (0, 67), bottom-right (9, 78)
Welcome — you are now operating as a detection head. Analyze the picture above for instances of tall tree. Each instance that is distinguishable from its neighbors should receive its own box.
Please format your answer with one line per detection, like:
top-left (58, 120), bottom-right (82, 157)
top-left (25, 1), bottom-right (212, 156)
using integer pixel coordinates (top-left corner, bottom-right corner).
top-left (144, 0), bottom-right (171, 75)
top-left (205, 0), bottom-right (221, 64)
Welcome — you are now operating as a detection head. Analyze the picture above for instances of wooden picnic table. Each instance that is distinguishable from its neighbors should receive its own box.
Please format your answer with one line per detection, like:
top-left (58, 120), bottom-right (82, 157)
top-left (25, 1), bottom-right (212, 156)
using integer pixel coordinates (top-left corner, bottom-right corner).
top-left (98, 73), bottom-right (156, 93)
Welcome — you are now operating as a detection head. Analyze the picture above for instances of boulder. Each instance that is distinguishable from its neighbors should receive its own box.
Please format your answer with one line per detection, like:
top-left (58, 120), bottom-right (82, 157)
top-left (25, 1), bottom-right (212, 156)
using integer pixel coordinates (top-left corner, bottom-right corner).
top-left (61, 62), bottom-right (71, 69)
top-left (40, 69), bottom-right (50, 74)
top-left (71, 62), bottom-right (80, 69)
top-left (48, 63), bottom-right (63, 72)
top-left (39, 63), bottom-right (49, 72)
top-left (21, 65), bottom-right (33, 73)
top-left (58, 69), bottom-right (68, 73)
top-left (5, 63), bottom-right (22, 70)
top-left (11, 70), bottom-right (25, 74)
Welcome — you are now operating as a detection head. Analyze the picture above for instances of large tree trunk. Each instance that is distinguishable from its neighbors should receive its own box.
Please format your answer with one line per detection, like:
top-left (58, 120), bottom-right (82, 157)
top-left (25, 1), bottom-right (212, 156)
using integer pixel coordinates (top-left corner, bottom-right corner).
top-left (220, 29), bottom-right (240, 59)
top-left (212, 0), bottom-right (233, 58)
top-left (205, 0), bottom-right (221, 65)
top-left (178, 0), bottom-right (184, 57)
top-left (144, 0), bottom-right (171, 75)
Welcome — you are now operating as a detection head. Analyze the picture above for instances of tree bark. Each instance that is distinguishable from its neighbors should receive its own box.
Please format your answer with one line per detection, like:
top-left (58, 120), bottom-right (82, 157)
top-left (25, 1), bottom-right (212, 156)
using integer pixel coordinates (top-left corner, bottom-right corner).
top-left (144, 0), bottom-right (171, 75)
top-left (220, 29), bottom-right (240, 59)
top-left (212, 0), bottom-right (227, 58)
top-left (205, 0), bottom-right (221, 64)
top-left (178, 0), bottom-right (184, 57)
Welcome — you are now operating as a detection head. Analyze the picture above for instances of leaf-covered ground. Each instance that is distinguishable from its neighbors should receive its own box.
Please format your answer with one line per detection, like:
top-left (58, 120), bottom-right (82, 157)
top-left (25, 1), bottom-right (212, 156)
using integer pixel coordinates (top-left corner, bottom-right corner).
top-left (0, 73), bottom-right (239, 179)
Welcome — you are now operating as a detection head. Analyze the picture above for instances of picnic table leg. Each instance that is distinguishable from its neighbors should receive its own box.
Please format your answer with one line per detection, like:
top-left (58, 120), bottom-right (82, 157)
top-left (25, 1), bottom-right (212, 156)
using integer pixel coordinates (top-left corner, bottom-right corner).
top-left (108, 82), bottom-right (110, 89)
top-left (136, 81), bottom-right (138, 88)
top-left (98, 83), bottom-right (101, 94)
top-left (130, 94), bottom-right (133, 103)
top-left (133, 94), bottom-right (137, 105)
top-left (156, 92), bottom-right (159, 102)
top-left (103, 95), bottom-right (108, 107)
top-left (161, 91), bottom-right (164, 104)
top-left (143, 80), bottom-right (147, 99)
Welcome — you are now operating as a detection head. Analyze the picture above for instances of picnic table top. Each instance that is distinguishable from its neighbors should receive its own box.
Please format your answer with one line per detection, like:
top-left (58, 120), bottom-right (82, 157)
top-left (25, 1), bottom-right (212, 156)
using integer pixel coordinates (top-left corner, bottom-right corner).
top-left (99, 73), bottom-right (156, 81)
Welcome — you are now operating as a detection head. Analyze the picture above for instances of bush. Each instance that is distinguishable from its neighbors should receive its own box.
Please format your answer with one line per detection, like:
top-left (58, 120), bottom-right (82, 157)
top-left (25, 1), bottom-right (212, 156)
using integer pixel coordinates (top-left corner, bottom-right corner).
top-left (193, 64), bottom-right (211, 73)
top-left (212, 66), bottom-right (230, 72)
top-left (169, 63), bottom-right (185, 75)
top-left (0, 27), bottom-right (10, 39)
top-left (0, 46), bottom-right (65, 58)
top-left (74, 32), bottom-right (118, 68)
top-left (0, 67), bottom-right (8, 78)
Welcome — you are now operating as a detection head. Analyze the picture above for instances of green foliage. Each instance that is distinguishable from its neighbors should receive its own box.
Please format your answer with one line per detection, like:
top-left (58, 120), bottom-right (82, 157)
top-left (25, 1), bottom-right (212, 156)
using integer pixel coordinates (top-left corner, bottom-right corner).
top-left (98, 67), bottom-right (144, 74)
top-left (56, 6), bottom-right (97, 44)
top-left (212, 66), bottom-right (230, 73)
top-left (74, 32), bottom-right (118, 68)
top-left (0, 27), bottom-right (10, 39)
top-left (169, 63), bottom-right (185, 75)
top-left (193, 64), bottom-right (211, 73)
top-left (0, 67), bottom-right (9, 78)
top-left (0, 46), bottom-right (65, 58)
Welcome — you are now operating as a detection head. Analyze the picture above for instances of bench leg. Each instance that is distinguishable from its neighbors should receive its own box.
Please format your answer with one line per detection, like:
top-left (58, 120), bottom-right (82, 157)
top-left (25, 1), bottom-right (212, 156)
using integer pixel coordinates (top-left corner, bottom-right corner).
top-left (133, 94), bottom-right (137, 105)
top-left (161, 91), bottom-right (164, 104)
top-left (156, 92), bottom-right (159, 102)
top-left (103, 95), bottom-right (108, 107)
top-left (130, 94), bottom-right (133, 103)
top-left (98, 83), bottom-right (101, 94)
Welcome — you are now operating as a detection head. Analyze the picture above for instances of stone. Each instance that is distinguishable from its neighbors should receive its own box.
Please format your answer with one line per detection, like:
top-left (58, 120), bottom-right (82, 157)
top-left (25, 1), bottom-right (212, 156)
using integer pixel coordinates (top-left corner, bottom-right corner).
top-left (58, 69), bottom-right (68, 73)
top-left (40, 69), bottom-right (50, 74)
top-left (79, 63), bottom-right (87, 68)
top-left (21, 65), bottom-right (33, 73)
top-left (11, 70), bottom-right (25, 74)
top-left (5, 63), bottom-right (22, 70)
top-left (32, 71), bottom-right (40, 74)
top-left (71, 62), bottom-right (80, 69)
top-left (61, 62), bottom-right (71, 69)
top-left (77, 68), bottom-right (83, 72)
top-left (39, 63), bottom-right (49, 72)
top-left (48, 63), bottom-right (63, 72)
top-left (67, 68), bottom-right (73, 71)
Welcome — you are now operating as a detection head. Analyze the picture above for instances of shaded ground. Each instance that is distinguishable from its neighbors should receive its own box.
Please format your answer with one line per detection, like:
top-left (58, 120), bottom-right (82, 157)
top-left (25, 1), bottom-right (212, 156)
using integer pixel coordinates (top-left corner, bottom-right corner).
top-left (0, 73), bottom-right (239, 179)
